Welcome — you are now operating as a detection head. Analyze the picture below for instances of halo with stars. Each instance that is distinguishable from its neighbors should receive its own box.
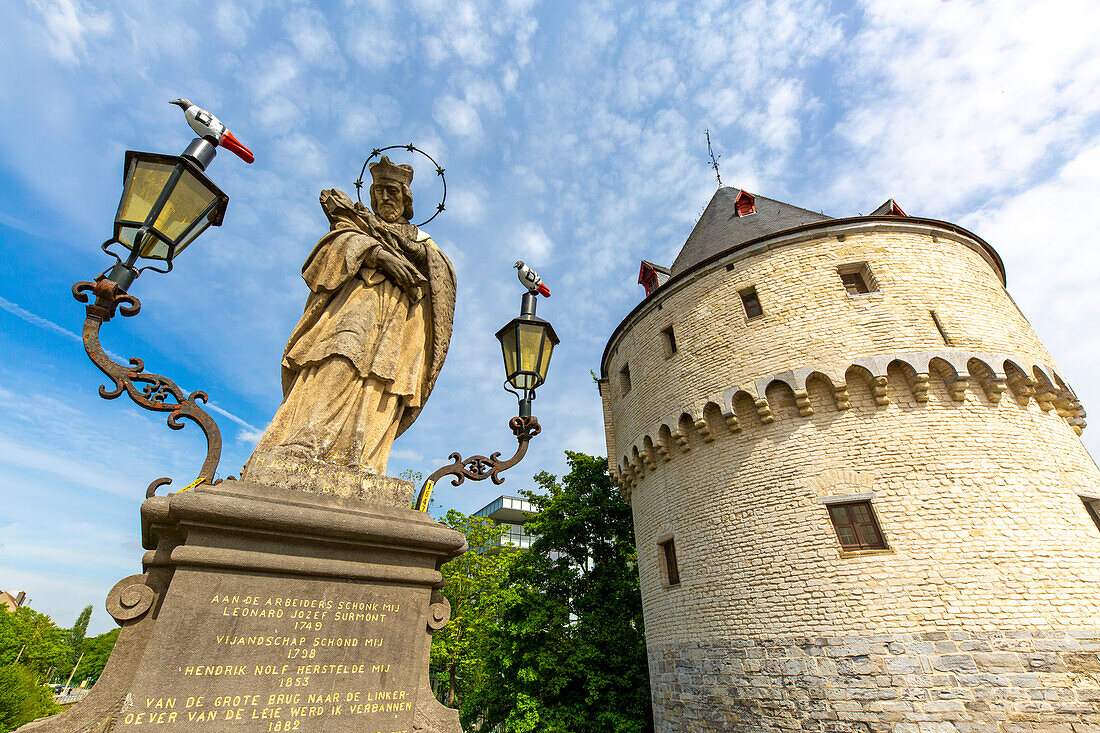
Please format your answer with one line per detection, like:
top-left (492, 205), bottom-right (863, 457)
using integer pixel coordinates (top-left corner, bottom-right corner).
top-left (354, 144), bottom-right (447, 227)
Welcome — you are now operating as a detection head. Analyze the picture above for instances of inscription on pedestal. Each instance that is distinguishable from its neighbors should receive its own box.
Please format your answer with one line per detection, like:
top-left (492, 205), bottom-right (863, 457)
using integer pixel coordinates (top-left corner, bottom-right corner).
top-left (118, 571), bottom-right (427, 732)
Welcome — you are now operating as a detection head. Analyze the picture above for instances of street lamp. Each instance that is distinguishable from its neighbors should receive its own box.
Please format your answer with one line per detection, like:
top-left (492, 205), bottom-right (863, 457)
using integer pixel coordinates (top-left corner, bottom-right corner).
top-left (72, 106), bottom-right (248, 495)
top-left (496, 290), bottom-right (559, 418)
top-left (106, 144), bottom-right (228, 291)
top-left (414, 283), bottom-right (557, 511)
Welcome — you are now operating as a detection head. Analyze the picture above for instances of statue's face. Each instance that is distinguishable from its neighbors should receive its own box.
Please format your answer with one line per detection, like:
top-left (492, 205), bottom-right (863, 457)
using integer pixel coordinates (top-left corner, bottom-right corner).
top-left (373, 182), bottom-right (406, 223)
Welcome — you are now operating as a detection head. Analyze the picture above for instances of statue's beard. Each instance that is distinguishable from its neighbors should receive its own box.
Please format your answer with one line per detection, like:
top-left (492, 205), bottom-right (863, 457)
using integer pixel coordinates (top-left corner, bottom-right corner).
top-left (377, 203), bottom-right (402, 222)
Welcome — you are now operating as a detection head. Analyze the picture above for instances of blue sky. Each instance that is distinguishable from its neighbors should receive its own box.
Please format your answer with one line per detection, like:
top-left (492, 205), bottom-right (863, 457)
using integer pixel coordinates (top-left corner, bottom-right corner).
top-left (2, 0), bottom-right (1099, 634)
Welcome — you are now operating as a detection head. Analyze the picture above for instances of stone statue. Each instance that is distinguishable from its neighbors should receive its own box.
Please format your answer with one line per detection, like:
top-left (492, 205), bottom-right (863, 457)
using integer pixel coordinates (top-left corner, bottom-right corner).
top-left (248, 156), bottom-right (455, 479)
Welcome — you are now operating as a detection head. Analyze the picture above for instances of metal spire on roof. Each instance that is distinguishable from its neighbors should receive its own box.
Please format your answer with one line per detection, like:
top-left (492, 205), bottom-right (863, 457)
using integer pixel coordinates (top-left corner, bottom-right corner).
top-left (705, 129), bottom-right (722, 186)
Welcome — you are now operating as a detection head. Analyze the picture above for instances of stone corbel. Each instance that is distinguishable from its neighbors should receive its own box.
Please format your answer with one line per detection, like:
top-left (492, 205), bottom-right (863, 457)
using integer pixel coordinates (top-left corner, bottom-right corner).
top-left (794, 389), bottom-right (813, 417)
top-left (978, 376), bottom-right (1007, 404)
top-left (754, 398), bottom-right (775, 424)
top-left (655, 442), bottom-right (672, 462)
top-left (1035, 386), bottom-right (1057, 412)
top-left (723, 411), bottom-right (742, 433)
top-left (872, 376), bottom-right (890, 406)
top-left (945, 374), bottom-right (969, 402)
top-left (833, 383), bottom-right (851, 410)
top-left (693, 419), bottom-right (716, 443)
top-left (1006, 372), bottom-right (1035, 401)
top-left (910, 373), bottom-right (930, 403)
top-left (672, 429), bottom-right (692, 453)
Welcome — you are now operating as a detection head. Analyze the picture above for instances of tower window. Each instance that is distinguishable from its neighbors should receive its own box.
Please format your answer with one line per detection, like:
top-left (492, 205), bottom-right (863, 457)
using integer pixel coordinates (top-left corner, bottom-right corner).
top-left (734, 190), bottom-right (756, 216)
top-left (659, 539), bottom-right (680, 586)
top-left (827, 501), bottom-right (886, 551)
top-left (837, 262), bottom-right (878, 295)
top-left (662, 325), bottom-right (677, 355)
top-left (619, 364), bottom-right (632, 395)
top-left (1083, 497), bottom-right (1100, 533)
top-left (740, 286), bottom-right (763, 319)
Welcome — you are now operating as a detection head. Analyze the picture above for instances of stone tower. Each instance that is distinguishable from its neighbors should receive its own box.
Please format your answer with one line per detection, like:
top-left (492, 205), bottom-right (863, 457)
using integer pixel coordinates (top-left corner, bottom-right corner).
top-left (598, 187), bottom-right (1100, 732)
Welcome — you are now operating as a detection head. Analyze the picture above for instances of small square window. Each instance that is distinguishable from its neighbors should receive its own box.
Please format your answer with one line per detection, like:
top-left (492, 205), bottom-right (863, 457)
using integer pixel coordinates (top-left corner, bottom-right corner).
top-left (619, 364), bottom-right (632, 395)
top-left (837, 263), bottom-right (878, 295)
top-left (659, 539), bottom-right (680, 586)
top-left (1083, 498), bottom-right (1100, 533)
top-left (662, 325), bottom-right (677, 355)
top-left (740, 286), bottom-right (763, 319)
top-left (827, 501), bottom-right (886, 550)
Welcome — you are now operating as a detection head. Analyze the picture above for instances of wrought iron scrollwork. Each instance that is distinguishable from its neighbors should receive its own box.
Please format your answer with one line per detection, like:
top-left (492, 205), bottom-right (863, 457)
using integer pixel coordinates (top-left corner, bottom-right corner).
top-left (413, 415), bottom-right (541, 510)
top-left (73, 277), bottom-right (223, 492)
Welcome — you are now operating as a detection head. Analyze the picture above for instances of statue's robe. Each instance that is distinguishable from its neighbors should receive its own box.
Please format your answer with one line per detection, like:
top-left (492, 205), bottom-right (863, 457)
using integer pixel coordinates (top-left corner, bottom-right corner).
top-left (252, 208), bottom-right (455, 474)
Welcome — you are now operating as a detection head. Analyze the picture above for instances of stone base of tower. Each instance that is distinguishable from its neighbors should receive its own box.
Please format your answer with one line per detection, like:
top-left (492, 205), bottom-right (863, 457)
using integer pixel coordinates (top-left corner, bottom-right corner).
top-left (649, 631), bottom-right (1100, 732)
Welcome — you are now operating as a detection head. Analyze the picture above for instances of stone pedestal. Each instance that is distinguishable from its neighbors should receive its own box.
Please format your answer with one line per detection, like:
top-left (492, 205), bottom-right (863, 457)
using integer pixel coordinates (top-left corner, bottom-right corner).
top-left (22, 479), bottom-right (466, 733)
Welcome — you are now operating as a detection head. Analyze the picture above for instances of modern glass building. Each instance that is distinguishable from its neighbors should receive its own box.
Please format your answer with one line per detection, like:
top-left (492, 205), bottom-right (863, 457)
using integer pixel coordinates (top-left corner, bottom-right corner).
top-left (472, 494), bottom-right (538, 552)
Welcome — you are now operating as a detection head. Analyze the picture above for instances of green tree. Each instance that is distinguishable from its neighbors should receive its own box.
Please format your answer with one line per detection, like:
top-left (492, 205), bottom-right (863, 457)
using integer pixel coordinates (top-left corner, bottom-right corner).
top-left (65, 606), bottom-right (92, 657)
top-left (0, 664), bottom-right (60, 732)
top-left (470, 452), bottom-right (653, 733)
top-left (0, 608), bottom-right (68, 678)
top-left (72, 628), bottom-right (119, 684)
top-left (430, 511), bottom-right (520, 725)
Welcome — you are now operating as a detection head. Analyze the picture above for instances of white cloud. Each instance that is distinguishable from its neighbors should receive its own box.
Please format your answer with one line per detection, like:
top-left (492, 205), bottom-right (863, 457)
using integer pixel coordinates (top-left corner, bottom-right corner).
top-left (433, 95), bottom-right (483, 139)
top-left (446, 181), bottom-right (487, 224)
top-left (284, 7), bottom-right (339, 65)
top-left (29, 0), bottom-right (111, 65)
top-left (513, 222), bottom-right (554, 262)
top-left (830, 0), bottom-right (1100, 215)
top-left (213, 1), bottom-right (254, 49)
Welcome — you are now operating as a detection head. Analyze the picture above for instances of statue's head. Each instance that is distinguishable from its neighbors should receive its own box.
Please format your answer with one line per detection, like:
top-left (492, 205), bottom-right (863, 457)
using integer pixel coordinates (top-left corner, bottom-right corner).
top-left (369, 155), bottom-right (414, 223)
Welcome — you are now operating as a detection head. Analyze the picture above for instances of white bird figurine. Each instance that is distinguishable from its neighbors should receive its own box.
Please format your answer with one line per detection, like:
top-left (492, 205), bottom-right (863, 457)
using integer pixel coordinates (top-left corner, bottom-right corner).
top-left (514, 260), bottom-right (551, 297)
top-left (170, 98), bottom-right (254, 164)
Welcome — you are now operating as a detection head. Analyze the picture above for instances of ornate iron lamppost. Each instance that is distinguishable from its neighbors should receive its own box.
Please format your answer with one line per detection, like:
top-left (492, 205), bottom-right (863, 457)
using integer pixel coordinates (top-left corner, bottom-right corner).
top-left (72, 103), bottom-right (251, 495)
top-left (415, 284), bottom-right (558, 511)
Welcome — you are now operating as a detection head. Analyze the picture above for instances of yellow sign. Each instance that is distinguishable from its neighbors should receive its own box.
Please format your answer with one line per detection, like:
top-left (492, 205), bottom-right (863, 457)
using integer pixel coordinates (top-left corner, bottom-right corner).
top-left (178, 477), bottom-right (205, 493)
top-left (415, 480), bottom-right (434, 512)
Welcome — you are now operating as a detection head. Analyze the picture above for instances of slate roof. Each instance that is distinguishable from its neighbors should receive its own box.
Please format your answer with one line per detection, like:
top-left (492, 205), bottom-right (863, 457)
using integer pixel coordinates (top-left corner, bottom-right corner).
top-left (669, 186), bottom-right (832, 276)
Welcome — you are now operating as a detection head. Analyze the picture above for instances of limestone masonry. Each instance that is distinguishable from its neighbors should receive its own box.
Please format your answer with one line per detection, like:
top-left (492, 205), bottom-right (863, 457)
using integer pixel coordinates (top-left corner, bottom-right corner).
top-left (599, 187), bottom-right (1100, 732)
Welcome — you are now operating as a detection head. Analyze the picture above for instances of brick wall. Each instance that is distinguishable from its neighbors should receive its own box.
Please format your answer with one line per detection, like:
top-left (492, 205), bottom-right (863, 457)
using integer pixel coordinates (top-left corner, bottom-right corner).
top-left (599, 221), bottom-right (1100, 731)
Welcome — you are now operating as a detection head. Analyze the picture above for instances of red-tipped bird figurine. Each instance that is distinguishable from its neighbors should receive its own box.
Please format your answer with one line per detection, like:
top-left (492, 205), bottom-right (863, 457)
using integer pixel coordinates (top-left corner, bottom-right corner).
top-left (514, 260), bottom-right (550, 297)
top-left (170, 98), bottom-right (254, 164)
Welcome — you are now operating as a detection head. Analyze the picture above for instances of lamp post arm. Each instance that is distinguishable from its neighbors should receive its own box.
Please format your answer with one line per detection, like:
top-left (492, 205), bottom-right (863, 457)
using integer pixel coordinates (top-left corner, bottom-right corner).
top-left (72, 277), bottom-right (224, 495)
top-left (413, 415), bottom-right (541, 511)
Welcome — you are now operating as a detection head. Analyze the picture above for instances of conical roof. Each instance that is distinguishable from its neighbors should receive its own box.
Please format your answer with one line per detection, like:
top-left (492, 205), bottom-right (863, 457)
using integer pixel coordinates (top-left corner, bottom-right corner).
top-left (670, 187), bottom-right (831, 275)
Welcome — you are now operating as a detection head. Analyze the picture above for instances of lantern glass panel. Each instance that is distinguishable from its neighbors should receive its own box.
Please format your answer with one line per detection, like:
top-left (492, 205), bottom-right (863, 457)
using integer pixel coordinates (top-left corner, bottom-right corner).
top-left (535, 335), bottom-right (554, 382)
top-left (501, 327), bottom-right (518, 382)
top-left (516, 322), bottom-right (546, 388)
top-left (117, 158), bottom-right (176, 252)
top-left (151, 166), bottom-right (222, 255)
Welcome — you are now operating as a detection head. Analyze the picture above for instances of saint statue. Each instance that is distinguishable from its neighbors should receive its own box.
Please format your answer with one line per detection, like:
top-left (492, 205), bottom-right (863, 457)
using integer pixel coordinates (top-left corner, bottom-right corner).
top-left (249, 156), bottom-right (455, 475)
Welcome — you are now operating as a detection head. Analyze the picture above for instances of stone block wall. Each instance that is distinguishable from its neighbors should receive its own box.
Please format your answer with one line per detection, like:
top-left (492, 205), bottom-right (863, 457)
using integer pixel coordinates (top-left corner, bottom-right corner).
top-left (599, 219), bottom-right (1100, 730)
top-left (649, 631), bottom-right (1100, 732)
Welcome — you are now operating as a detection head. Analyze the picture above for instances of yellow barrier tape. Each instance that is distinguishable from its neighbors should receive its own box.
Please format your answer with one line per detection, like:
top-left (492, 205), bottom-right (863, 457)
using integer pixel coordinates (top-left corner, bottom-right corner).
top-left (178, 477), bottom-right (205, 493)
top-left (415, 480), bottom-right (434, 512)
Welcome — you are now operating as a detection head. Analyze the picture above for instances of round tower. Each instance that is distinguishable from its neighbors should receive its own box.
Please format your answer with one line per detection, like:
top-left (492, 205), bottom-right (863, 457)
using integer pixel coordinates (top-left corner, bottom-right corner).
top-left (599, 188), bottom-right (1100, 732)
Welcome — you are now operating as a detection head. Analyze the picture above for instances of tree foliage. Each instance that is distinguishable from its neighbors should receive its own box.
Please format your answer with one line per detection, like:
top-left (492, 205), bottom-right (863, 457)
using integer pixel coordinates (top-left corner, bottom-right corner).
top-left (0, 664), bottom-right (59, 732)
top-left (72, 628), bottom-right (120, 683)
top-left (431, 511), bottom-right (520, 725)
top-left (468, 452), bottom-right (653, 733)
top-left (0, 607), bottom-right (68, 678)
top-left (65, 606), bottom-right (92, 661)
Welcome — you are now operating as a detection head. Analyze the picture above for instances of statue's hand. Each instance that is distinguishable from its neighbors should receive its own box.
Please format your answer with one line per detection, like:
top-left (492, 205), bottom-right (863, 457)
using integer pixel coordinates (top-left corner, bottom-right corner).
top-left (374, 249), bottom-right (427, 297)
